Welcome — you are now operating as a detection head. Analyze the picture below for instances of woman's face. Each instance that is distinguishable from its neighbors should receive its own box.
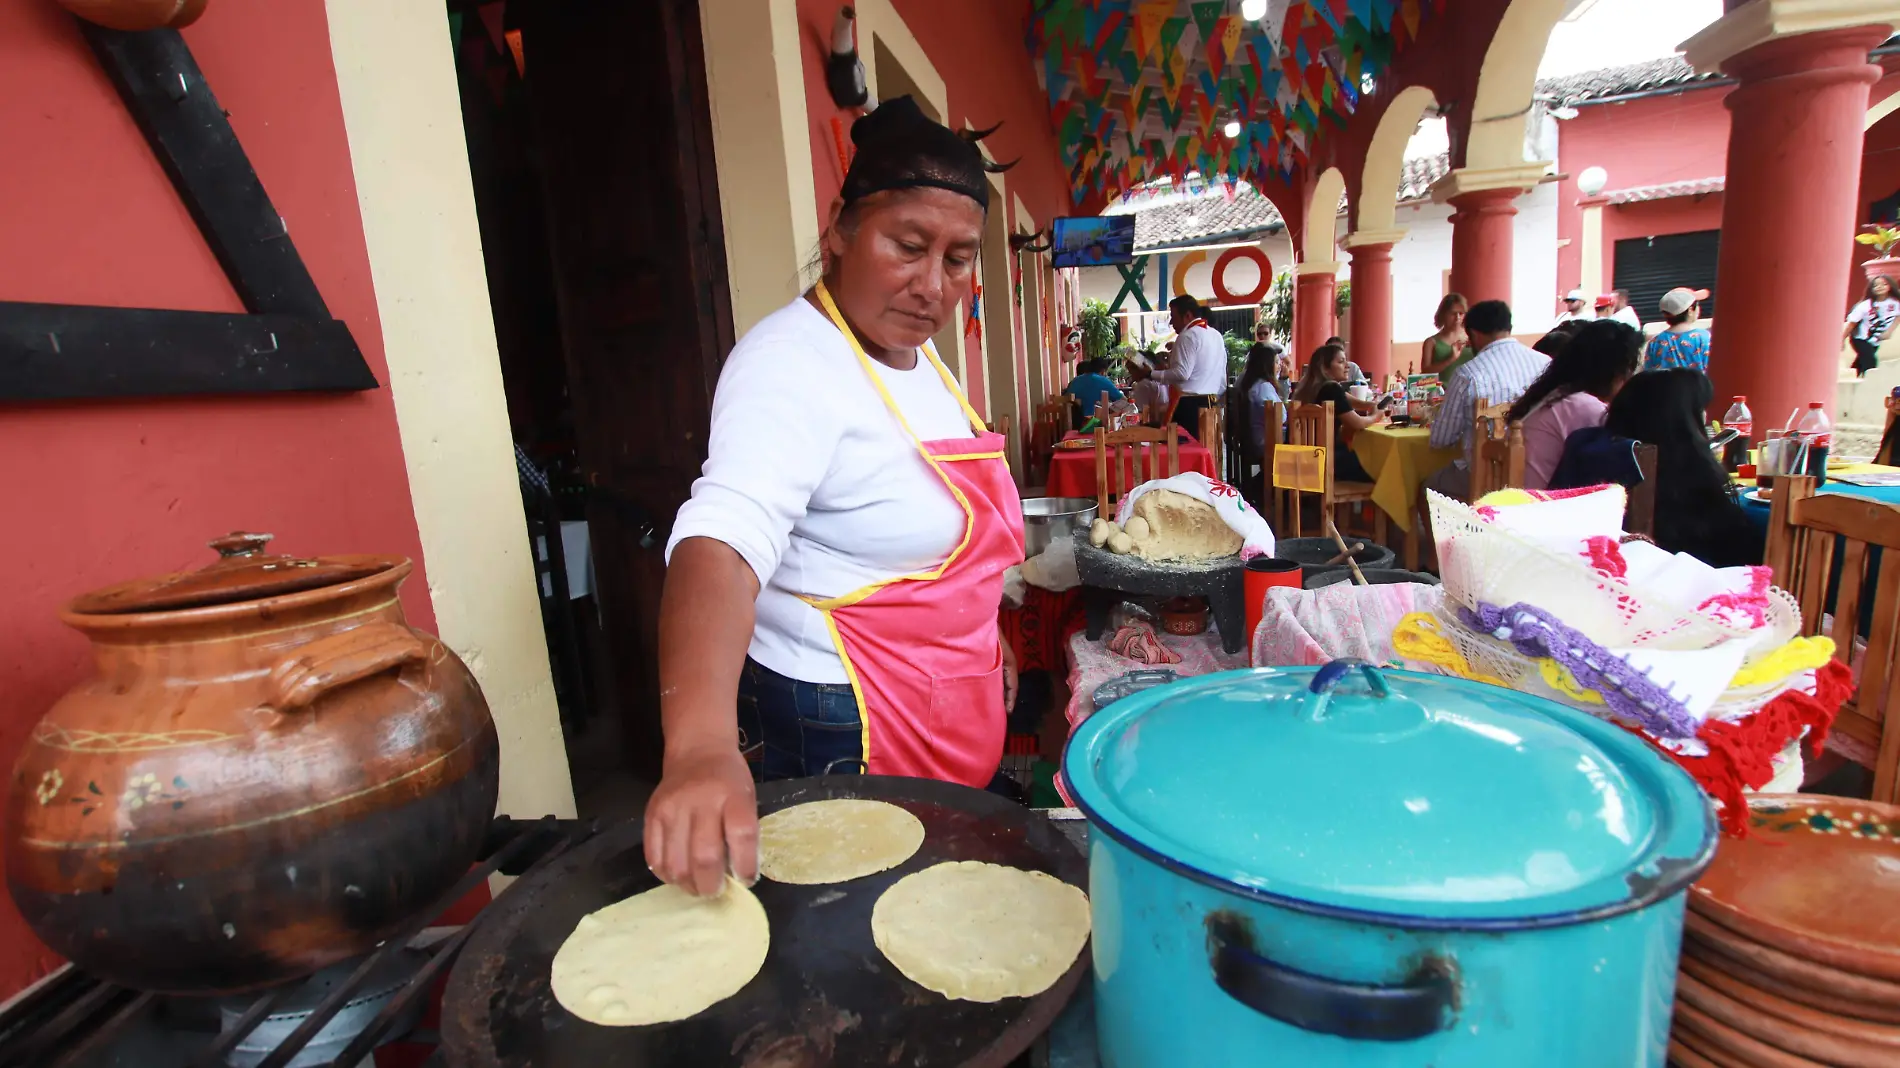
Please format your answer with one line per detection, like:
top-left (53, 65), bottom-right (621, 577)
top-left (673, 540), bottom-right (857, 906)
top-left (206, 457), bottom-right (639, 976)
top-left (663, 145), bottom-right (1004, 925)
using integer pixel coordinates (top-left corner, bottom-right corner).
top-left (1446, 304), bottom-right (1466, 331)
top-left (824, 188), bottom-right (984, 352)
top-left (1323, 352), bottom-right (1350, 382)
top-left (1876, 279), bottom-right (1893, 300)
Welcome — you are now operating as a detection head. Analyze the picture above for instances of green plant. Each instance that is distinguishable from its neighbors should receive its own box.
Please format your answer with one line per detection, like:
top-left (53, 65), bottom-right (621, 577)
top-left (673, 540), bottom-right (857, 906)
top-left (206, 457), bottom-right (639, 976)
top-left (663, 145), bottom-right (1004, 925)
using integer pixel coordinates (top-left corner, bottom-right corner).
top-left (1260, 271), bottom-right (1294, 344)
top-left (1858, 224), bottom-right (1900, 257)
top-left (1335, 279), bottom-right (1352, 319)
top-left (1079, 298), bottom-right (1119, 360)
top-left (1223, 330), bottom-right (1252, 379)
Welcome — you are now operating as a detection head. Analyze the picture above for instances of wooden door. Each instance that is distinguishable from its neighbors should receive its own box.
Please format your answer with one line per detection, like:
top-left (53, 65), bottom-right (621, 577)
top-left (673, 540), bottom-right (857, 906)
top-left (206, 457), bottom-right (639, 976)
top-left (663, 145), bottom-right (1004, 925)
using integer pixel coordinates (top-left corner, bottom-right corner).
top-left (522, 0), bottom-right (734, 778)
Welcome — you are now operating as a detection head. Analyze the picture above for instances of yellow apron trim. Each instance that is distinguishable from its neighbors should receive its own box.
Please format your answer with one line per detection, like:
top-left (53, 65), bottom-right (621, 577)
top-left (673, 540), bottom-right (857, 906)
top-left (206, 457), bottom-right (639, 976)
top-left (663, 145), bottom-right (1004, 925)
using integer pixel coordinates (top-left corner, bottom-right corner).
top-left (929, 450), bottom-right (1007, 462)
top-left (804, 281), bottom-right (996, 766)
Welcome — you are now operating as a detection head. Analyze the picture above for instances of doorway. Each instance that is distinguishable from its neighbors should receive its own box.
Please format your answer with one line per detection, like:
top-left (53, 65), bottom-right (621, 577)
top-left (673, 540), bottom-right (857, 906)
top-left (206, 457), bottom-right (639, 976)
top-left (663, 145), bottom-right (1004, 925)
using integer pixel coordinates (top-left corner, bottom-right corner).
top-left (448, 0), bottom-right (733, 811)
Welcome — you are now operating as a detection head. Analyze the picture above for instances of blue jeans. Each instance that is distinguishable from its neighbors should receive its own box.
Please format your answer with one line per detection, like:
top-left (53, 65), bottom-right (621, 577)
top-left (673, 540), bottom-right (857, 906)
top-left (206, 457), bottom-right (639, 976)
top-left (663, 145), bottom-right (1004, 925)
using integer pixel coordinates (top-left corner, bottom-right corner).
top-left (736, 658), bottom-right (864, 782)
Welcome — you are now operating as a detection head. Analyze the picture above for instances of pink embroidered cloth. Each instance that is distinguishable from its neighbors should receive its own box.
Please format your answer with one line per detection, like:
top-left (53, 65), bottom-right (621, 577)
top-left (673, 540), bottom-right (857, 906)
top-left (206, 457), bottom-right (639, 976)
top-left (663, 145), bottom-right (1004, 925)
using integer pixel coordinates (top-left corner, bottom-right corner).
top-left (1251, 582), bottom-right (1444, 668)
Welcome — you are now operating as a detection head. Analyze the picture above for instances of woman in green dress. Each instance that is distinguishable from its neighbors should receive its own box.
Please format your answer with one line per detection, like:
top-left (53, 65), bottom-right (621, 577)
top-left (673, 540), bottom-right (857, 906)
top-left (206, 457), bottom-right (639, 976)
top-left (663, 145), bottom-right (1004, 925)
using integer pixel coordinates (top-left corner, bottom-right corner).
top-left (1420, 292), bottom-right (1476, 377)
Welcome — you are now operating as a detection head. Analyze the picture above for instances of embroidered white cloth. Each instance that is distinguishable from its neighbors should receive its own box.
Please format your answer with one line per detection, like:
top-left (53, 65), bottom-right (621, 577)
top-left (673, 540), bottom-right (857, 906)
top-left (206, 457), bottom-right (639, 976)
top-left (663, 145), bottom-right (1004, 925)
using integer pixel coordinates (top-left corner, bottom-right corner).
top-left (1112, 471), bottom-right (1276, 559)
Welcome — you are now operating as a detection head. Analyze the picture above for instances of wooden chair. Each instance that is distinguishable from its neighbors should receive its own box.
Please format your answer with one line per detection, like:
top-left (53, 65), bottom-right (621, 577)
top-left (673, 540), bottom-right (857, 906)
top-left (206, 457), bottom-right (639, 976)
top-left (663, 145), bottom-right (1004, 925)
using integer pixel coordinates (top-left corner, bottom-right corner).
top-left (1093, 424), bottom-right (1180, 516)
top-left (1278, 402), bottom-right (1384, 544)
top-left (1624, 443), bottom-right (1659, 537)
top-left (987, 412), bottom-right (1014, 488)
top-left (1467, 401), bottom-right (1526, 501)
top-left (1198, 402), bottom-right (1224, 481)
top-left (1764, 475), bottom-right (1900, 802)
top-left (1028, 399), bottom-right (1067, 488)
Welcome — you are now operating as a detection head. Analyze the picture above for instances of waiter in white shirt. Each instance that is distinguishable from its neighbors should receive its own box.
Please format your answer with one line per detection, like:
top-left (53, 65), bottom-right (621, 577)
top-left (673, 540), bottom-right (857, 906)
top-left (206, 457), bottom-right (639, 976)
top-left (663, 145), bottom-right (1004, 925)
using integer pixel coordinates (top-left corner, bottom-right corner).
top-left (646, 97), bottom-right (1024, 897)
top-left (1135, 294), bottom-right (1228, 430)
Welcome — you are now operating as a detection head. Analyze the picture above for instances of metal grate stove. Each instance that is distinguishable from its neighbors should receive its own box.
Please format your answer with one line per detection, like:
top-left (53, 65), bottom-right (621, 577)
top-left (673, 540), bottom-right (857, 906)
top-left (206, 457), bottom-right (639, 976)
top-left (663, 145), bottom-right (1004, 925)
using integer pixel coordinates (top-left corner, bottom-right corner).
top-left (0, 816), bottom-right (599, 1068)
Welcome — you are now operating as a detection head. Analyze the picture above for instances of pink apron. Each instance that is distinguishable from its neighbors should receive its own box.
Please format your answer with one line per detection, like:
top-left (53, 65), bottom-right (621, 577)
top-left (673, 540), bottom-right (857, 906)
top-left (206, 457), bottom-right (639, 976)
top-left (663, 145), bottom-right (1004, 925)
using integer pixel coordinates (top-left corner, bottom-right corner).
top-left (807, 284), bottom-right (1025, 786)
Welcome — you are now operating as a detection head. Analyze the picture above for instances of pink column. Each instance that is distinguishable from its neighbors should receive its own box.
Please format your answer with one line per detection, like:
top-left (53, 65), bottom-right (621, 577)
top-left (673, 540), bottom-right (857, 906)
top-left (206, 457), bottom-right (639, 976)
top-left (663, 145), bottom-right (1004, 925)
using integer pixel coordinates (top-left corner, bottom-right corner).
top-left (1447, 188), bottom-right (1520, 306)
top-left (1709, 26), bottom-right (1886, 429)
top-left (1348, 242), bottom-right (1396, 381)
top-left (1293, 270), bottom-right (1337, 367)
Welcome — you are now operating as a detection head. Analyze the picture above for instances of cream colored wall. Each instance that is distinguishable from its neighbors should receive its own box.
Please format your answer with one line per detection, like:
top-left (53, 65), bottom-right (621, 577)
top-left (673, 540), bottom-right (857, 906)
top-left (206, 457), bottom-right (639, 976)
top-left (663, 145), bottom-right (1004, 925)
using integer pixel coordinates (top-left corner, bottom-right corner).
top-left (324, 0), bottom-right (575, 819)
top-left (1304, 168), bottom-right (1346, 263)
top-left (701, 0), bottom-right (820, 336)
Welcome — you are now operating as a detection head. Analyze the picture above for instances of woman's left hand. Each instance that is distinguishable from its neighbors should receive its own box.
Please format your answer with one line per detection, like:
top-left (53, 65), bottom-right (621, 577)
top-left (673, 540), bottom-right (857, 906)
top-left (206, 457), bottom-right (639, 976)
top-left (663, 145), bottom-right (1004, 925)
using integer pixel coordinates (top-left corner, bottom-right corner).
top-left (1000, 636), bottom-right (1019, 713)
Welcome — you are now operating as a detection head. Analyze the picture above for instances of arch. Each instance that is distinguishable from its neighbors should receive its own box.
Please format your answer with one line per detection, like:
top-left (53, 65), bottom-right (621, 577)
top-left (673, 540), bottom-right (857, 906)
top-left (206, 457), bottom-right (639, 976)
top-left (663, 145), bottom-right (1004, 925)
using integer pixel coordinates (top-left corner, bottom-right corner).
top-left (1467, 0), bottom-right (1567, 170)
top-left (1304, 167), bottom-right (1346, 264)
top-left (1869, 84), bottom-right (1900, 131)
top-left (1358, 86), bottom-right (1438, 233)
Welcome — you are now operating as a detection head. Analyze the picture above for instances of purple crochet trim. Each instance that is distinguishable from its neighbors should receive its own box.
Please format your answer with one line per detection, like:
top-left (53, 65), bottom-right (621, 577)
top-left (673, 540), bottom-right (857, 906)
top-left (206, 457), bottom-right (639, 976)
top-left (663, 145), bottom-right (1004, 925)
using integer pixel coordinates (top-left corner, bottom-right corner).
top-left (1458, 601), bottom-right (1701, 740)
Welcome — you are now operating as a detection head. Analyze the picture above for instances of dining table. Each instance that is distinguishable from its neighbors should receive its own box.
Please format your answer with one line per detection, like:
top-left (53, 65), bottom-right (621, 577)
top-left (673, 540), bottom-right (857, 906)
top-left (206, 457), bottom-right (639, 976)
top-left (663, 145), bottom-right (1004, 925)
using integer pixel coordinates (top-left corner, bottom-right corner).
top-left (1043, 429), bottom-right (1218, 501)
top-left (1349, 423), bottom-right (1460, 570)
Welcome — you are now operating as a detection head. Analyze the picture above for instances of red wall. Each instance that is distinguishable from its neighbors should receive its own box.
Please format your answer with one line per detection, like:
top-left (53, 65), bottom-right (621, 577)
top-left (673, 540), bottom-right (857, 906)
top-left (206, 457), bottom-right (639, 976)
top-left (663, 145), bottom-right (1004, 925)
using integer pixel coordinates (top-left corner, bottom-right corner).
top-left (795, 0), bottom-right (1067, 420)
top-left (1554, 84), bottom-right (1735, 292)
top-left (0, 1), bottom-right (431, 998)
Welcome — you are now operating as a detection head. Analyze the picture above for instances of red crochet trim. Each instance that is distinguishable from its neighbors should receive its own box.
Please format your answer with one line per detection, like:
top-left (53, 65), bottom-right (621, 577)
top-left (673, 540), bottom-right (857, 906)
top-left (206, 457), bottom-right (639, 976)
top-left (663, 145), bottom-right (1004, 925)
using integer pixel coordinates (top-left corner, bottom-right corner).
top-left (1619, 659), bottom-right (1851, 837)
top-left (1696, 566), bottom-right (1775, 629)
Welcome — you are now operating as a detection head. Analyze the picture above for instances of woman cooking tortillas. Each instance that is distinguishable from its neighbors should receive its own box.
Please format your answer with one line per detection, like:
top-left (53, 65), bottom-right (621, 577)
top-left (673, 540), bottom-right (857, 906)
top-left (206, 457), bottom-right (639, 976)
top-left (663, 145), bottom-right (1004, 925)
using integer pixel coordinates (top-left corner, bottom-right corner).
top-left (647, 97), bottom-right (1025, 897)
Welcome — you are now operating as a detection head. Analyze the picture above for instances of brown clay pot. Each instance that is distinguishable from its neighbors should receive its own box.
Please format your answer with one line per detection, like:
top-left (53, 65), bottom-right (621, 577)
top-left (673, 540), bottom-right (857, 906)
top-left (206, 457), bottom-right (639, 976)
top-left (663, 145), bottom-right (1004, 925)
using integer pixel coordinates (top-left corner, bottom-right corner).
top-left (4, 533), bottom-right (500, 994)
top-left (56, 0), bottom-right (209, 31)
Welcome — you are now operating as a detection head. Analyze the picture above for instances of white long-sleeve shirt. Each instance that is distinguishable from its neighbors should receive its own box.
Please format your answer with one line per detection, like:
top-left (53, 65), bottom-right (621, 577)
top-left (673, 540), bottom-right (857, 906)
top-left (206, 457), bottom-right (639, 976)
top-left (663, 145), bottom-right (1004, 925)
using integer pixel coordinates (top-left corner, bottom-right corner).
top-left (666, 298), bottom-right (976, 683)
top-left (1155, 323), bottom-right (1228, 396)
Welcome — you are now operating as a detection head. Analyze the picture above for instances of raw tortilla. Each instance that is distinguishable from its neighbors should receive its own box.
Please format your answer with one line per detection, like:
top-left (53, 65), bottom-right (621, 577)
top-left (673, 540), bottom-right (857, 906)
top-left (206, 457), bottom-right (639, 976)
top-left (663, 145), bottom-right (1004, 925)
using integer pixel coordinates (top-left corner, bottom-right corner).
top-left (1127, 489), bottom-right (1242, 562)
top-left (550, 876), bottom-right (768, 1026)
top-left (758, 799), bottom-right (926, 884)
top-left (871, 861), bottom-right (1091, 1002)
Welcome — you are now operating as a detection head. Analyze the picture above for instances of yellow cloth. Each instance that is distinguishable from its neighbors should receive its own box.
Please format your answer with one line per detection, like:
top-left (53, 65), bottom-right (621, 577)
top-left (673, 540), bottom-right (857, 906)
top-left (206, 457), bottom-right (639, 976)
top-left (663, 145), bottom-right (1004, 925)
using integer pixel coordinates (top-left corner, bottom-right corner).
top-left (1351, 425), bottom-right (1461, 525)
top-left (1730, 636), bottom-right (1836, 690)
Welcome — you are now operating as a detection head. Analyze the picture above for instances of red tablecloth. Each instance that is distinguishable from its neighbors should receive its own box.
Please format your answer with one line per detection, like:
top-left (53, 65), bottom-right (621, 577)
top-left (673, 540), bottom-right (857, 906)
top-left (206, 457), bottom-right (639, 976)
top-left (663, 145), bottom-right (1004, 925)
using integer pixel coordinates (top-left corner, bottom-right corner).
top-left (1044, 431), bottom-right (1216, 500)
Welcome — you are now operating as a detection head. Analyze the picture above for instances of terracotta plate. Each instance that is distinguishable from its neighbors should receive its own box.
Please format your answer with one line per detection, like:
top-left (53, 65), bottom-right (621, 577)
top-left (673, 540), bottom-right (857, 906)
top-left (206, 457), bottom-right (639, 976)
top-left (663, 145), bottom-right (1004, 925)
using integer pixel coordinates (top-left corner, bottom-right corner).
top-left (1677, 968), bottom-right (1899, 1066)
top-left (1667, 1035), bottom-right (1722, 1068)
top-left (1683, 914), bottom-right (1900, 1023)
top-left (1679, 955), bottom-right (1900, 1049)
top-left (1672, 1000), bottom-right (1828, 1068)
top-left (1690, 795), bottom-right (1900, 981)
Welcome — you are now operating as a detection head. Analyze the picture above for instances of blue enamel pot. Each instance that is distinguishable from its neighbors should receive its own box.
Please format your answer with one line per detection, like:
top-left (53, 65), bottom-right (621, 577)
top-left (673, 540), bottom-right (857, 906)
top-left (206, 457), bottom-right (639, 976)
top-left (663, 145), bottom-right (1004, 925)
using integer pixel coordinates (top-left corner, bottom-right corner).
top-left (1061, 660), bottom-right (1716, 1067)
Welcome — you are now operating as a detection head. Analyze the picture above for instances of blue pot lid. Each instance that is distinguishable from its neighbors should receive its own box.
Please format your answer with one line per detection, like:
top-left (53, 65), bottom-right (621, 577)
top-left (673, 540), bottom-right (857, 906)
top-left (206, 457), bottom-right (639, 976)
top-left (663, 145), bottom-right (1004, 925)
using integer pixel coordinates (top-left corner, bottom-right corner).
top-left (1062, 661), bottom-right (1716, 925)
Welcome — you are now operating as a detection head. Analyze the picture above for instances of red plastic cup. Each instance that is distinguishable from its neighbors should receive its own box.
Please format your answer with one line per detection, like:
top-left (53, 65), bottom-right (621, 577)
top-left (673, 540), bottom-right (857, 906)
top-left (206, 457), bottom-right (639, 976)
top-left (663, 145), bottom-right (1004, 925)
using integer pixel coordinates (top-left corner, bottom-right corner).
top-left (1244, 557), bottom-right (1303, 664)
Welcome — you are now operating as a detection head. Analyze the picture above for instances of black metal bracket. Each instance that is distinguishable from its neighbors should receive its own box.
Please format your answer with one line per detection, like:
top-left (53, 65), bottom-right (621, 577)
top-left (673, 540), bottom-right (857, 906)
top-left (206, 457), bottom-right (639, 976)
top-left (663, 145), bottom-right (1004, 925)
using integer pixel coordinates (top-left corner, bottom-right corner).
top-left (0, 19), bottom-right (376, 402)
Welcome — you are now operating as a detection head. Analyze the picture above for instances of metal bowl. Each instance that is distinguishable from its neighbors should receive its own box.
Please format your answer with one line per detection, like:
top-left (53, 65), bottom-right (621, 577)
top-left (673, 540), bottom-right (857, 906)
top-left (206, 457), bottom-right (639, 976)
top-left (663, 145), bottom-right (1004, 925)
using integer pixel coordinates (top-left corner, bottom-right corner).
top-left (1021, 497), bottom-right (1097, 559)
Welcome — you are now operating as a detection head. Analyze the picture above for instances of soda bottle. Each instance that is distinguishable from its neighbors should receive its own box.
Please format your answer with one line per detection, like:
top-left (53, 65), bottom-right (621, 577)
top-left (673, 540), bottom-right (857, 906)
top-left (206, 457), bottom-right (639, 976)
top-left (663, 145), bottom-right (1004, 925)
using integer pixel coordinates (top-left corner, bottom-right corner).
top-left (1721, 396), bottom-right (1752, 471)
top-left (1796, 402), bottom-right (1832, 487)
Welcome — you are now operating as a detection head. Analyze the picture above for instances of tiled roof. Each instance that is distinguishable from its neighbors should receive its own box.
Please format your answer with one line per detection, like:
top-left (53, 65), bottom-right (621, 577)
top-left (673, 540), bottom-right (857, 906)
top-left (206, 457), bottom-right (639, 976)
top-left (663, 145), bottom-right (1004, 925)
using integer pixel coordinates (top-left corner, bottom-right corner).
top-left (1123, 150), bottom-right (1450, 250)
top-left (1130, 186), bottom-right (1284, 251)
top-left (1604, 177), bottom-right (1725, 204)
top-left (1398, 152), bottom-right (1452, 203)
top-left (1535, 55), bottom-right (1725, 107)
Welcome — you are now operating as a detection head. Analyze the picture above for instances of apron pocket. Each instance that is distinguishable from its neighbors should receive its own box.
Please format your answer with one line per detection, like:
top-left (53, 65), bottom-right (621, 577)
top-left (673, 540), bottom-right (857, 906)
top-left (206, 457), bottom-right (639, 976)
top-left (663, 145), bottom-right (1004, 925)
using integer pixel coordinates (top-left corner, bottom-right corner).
top-left (926, 663), bottom-right (1004, 745)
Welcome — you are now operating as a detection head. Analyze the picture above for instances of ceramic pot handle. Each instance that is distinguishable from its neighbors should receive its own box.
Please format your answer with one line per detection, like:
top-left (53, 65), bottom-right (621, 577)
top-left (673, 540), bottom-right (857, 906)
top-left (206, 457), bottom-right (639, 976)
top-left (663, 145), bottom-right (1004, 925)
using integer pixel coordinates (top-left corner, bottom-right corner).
top-left (1209, 929), bottom-right (1456, 1042)
top-left (267, 622), bottom-right (428, 713)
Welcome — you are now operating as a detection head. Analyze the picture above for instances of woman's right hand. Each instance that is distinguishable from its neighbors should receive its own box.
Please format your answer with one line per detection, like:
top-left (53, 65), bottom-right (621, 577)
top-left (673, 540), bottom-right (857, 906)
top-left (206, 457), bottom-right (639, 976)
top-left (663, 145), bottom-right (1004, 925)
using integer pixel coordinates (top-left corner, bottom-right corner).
top-left (643, 744), bottom-right (760, 897)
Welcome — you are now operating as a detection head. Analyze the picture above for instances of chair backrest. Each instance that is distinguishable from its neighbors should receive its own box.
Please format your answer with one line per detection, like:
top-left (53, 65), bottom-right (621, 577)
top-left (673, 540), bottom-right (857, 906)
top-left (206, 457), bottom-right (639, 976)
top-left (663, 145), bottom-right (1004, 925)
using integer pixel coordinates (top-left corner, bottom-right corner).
top-left (1029, 399), bottom-right (1066, 484)
top-left (1093, 424), bottom-right (1181, 515)
top-left (987, 412), bottom-right (1015, 487)
top-left (1198, 403), bottom-right (1224, 481)
top-left (1624, 443), bottom-right (1659, 537)
top-left (1764, 475), bottom-right (1900, 802)
top-left (1469, 412), bottom-right (1526, 501)
top-left (1276, 401), bottom-right (1338, 538)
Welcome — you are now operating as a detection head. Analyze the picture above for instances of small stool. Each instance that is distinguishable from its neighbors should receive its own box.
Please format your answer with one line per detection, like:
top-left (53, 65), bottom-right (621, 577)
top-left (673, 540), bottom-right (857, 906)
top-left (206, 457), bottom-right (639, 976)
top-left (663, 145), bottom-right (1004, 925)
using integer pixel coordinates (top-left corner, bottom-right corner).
top-left (1074, 541), bottom-right (1248, 655)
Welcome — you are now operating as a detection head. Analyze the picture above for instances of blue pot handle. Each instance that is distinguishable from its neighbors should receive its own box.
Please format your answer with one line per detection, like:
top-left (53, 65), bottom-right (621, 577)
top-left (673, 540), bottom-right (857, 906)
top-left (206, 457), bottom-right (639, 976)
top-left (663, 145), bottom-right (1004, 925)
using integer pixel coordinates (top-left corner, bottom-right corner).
top-left (1209, 929), bottom-right (1456, 1042)
top-left (1310, 657), bottom-right (1390, 697)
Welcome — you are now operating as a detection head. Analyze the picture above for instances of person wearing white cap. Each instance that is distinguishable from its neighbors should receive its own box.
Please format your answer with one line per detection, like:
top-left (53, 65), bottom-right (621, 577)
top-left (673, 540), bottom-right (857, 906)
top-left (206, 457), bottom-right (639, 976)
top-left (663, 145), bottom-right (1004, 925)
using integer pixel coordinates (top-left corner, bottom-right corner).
top-left (1642, 287), bottom-right (1711, 373)
top-left (1553, 289), bottom-right (1590, 327)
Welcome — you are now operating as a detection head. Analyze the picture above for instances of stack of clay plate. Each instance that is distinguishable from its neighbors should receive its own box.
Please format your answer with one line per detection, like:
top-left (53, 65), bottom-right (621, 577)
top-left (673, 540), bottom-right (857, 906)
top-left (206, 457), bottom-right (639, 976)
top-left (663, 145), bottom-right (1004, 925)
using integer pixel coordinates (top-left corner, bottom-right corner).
top-left (1669, 795), bottom-right (1900, 1067)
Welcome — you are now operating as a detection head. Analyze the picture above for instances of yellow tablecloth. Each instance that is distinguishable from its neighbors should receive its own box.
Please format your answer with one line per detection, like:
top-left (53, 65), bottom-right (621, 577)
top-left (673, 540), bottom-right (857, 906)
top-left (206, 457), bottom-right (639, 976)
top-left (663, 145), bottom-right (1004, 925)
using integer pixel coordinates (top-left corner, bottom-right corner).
top-left (1351, 425), bottom-right (1460, 524)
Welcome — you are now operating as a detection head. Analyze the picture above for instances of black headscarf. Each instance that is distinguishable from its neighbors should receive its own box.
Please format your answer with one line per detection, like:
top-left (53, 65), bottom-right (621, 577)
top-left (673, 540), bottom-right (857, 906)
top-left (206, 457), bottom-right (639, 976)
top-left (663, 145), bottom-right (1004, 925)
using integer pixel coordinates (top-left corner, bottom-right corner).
top-left (840, 96), bottom-right (1013, 212)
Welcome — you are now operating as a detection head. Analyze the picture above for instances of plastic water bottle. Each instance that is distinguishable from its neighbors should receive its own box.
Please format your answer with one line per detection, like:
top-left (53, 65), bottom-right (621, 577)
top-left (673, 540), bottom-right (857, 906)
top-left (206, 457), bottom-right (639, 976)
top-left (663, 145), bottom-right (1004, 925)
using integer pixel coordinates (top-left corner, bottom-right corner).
top-left (1721, 396), bottom-right (1752, 471)
top-left (1796, 402), bottom-right (1832, 486)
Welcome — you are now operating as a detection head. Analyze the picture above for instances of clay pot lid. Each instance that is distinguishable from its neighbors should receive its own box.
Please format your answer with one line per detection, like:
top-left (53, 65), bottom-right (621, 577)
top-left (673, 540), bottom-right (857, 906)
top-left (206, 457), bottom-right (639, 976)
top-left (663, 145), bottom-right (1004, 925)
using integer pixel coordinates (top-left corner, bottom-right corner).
top-left (1689, 795), bottom-right (1900, 982)
top-left (67, 533), bottom-right (397, 615)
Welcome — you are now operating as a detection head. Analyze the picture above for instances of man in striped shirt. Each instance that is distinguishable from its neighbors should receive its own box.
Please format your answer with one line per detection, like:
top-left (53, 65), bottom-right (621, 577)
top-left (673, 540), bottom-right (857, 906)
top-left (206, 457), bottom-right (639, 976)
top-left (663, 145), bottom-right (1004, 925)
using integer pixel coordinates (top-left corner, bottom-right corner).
top-left (1426, 299), bottom-right (1550, 500)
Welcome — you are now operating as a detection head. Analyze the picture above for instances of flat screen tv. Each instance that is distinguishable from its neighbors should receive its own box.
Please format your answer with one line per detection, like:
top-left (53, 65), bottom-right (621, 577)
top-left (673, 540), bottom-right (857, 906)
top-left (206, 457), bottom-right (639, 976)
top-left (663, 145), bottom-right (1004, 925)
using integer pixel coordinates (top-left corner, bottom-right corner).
top-left (1051, 215), bottom-right (1137, 269)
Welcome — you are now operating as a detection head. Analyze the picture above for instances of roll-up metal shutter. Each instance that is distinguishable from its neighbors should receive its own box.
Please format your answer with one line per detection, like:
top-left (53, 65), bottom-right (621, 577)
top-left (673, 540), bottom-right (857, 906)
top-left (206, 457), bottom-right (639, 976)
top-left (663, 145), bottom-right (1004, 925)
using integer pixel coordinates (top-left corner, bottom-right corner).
top-left (1612, 229), bottom-right (1721, 322)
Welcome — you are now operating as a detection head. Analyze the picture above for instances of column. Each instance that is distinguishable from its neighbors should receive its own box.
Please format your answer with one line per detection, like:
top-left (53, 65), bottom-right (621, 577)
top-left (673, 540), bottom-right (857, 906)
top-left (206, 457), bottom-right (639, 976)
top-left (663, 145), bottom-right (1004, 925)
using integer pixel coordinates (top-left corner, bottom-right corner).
top-left (1684, 6), bottom-right (1896, 427)
top-left (1430, 164), bottom-right (1546, 309)
top-left (1293, 262), bottom-right (1339, 365)
top-left (1345, 229), bottom-right (1406, 381)
top-left (1578, 198), bottom-right (1608, 300)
